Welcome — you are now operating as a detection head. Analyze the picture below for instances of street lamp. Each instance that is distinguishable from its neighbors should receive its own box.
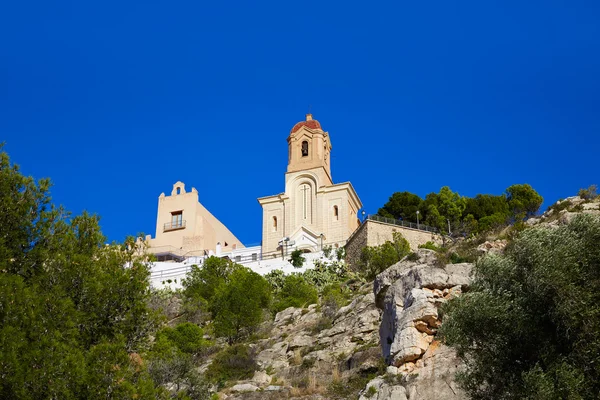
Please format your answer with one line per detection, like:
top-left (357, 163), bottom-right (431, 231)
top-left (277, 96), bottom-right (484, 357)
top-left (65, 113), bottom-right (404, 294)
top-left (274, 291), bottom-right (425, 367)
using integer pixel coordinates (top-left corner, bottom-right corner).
top-left (361, 210), bottom-right (366, 222)
top-left (416, 210), bottom-right (420, 229)
top-left (319, 233), bottom-right (324, 251)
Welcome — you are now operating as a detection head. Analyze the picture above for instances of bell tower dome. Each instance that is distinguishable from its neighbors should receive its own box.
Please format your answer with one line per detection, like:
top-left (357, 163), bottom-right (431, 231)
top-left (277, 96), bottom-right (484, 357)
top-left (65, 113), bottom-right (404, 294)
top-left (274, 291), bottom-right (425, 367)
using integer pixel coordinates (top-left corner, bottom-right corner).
top-left (287, 114), bottom-right (332, 181)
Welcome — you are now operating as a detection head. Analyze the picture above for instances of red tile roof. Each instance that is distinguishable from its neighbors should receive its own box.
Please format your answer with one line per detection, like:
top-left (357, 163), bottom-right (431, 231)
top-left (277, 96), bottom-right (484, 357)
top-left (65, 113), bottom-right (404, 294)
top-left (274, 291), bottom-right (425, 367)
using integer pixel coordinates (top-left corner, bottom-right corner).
top-left (290, 119), bottom-right (322, 134)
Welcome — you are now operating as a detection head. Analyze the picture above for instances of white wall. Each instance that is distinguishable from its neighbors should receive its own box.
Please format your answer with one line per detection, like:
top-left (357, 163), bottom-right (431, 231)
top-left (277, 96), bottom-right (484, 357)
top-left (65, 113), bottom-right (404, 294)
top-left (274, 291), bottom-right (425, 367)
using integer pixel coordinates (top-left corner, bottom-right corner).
top-left (149, 250), bottom-right (329, 290)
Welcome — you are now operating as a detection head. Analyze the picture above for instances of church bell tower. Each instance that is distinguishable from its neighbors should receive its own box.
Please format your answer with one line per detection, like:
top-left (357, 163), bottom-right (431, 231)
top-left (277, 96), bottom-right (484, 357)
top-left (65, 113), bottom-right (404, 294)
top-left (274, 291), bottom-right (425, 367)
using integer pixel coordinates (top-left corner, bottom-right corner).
top-left (258, 114), bottom-right (362, 256)
top-left (287, 113), bottom-right (332, 183)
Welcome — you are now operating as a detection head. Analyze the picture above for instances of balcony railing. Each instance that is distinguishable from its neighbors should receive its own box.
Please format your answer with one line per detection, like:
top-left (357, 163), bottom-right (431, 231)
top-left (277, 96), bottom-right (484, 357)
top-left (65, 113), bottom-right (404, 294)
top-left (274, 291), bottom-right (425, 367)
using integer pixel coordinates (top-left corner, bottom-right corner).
top-left (164, 220), bottom-right (186, 232)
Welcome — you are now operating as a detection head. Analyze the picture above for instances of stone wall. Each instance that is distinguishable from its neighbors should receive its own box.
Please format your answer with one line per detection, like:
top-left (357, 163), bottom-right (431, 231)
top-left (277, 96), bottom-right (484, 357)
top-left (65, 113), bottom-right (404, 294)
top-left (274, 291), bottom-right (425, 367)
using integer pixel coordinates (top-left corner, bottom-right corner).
top-left (345, 220), bottom-right (443, 267)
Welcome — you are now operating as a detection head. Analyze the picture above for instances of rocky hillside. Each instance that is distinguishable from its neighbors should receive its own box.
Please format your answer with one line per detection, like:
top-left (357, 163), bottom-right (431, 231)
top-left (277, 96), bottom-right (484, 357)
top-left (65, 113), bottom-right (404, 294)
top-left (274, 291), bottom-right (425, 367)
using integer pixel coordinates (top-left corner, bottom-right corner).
top-left (216, 249), bottom-right (473, 400)
top-left (527, 195), bottom-right (600, 227)
top-left (219, 282), bottom-right (381, 399)
top-left (216, 195), bottom-right (599, 399)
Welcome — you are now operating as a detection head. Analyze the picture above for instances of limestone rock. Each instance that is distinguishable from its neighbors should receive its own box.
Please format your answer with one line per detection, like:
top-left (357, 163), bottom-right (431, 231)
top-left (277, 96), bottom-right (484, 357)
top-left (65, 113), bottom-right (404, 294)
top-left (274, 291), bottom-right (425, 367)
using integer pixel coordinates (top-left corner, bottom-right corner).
top-left (230, 383), bottom-right (259, 392)
top-left (476, 239), bottom-right (508, 255)
top-left (288, 334), bottom-right (315, 349)
top-left (250, 370), bottom-right (271, 386)
top-left (404, 342), bottom-right (465, 400)
top-left (359, 377), bottom-right (408, 400)
top-left (372, 258), bottom-right (471, 399)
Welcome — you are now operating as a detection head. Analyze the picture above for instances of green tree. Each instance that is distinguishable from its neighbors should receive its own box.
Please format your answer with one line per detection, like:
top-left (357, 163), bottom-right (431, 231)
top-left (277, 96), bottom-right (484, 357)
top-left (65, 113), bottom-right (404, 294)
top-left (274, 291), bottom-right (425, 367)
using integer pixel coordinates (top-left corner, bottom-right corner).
top-left (506, 183), bottom-right (543, 220)
top-left (272, 274), bottom-right (318, 312)
top-left (182, 256), bottom-right (240, 305)
top-left (155, 322), bottom-right (209, 355)
top-left (441, 214), bottom-right (600, 399)
top-left (211, 267), bottom-right (271, 343)
top-left (378, 191), bottom-right (423, 222)
top-left (437, 186), bottom-right (466, 229)
top-left (358, 232), bottom-right (410, 279)
top-left (0, 148), bottom-right (163, 398)
top-left (289, 248), bottom-right (305, 268)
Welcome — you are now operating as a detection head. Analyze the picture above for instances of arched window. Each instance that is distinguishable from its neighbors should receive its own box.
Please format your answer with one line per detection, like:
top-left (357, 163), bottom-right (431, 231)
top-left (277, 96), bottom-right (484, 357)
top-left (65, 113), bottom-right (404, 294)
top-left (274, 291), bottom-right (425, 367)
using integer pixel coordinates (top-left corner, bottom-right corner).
top-left (333, 205), bottom-right (339, 221)
top-left (273, 216), bottom-right (278, 232)
top-left (176, 187), bottom-right (181, 195)
top-left (301, 141), bottom-right (309, 157)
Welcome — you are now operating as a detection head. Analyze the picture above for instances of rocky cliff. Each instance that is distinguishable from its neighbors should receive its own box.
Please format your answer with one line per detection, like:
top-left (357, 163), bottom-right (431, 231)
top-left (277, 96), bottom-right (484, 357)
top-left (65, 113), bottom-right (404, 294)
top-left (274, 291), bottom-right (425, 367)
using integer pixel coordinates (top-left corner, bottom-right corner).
top-left (360, 249), bottom-right (471, 400)
top-left (218, 249), bottom-right (473, 399)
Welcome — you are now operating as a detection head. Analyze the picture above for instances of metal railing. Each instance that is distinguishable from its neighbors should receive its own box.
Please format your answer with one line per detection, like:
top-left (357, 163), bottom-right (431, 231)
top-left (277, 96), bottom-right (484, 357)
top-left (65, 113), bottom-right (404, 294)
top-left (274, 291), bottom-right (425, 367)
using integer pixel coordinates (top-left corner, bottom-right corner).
top-left (163, 220), bottom-right (186, 232)
top-left (366, 214), bottom-right (439, 233)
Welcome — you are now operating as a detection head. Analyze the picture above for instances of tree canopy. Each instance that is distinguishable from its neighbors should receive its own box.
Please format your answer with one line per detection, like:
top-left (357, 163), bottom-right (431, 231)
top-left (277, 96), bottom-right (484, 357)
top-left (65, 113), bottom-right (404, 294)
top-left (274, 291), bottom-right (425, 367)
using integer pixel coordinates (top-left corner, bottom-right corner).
top-left (440, 214), bottom-right (600, 399)
top-left (377, 184), bottom-right (543, 236)
top-left (0, 148), bottom-right (164, 398)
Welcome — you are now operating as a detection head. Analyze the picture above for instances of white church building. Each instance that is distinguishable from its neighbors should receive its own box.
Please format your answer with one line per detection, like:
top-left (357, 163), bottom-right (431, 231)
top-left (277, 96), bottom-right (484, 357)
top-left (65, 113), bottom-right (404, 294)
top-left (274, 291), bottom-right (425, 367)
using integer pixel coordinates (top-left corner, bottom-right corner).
top-left (145, 114), bottom-right (363, 288)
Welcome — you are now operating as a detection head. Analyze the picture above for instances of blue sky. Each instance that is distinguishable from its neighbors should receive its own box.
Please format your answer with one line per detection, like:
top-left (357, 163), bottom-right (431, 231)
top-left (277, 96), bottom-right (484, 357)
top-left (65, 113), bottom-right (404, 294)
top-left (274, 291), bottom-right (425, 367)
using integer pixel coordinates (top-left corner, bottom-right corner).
top-left (1, 0), bottom-right (599, 245)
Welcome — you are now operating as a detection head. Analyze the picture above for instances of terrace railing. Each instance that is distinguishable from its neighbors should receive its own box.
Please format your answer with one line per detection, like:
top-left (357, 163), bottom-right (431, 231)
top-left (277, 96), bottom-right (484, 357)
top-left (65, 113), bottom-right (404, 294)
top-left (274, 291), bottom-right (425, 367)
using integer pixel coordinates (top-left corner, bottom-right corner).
top-left (164, 220), bottom-right (186, 232)
top-left (366, 214), bottom-right (439, 233)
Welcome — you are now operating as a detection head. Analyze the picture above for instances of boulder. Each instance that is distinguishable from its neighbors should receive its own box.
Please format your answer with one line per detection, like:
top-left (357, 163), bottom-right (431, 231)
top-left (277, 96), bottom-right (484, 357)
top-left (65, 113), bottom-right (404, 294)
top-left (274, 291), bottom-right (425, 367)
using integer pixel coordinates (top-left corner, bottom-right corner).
top-left (230, 383), bottom-right (259, 393)
top-left (359, 377), bottom-right (408, 400)
top-left (288, 334), bottom-right (315, 349)
top-left (251, 370), bottom-right (271, 386)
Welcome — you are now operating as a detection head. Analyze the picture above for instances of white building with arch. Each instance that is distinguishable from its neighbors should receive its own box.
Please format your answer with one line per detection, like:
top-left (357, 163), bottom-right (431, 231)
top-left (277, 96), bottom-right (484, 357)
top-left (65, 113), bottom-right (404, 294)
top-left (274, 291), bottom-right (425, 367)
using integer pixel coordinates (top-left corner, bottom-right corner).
top-left (258, 114), bottom-right (362, 256)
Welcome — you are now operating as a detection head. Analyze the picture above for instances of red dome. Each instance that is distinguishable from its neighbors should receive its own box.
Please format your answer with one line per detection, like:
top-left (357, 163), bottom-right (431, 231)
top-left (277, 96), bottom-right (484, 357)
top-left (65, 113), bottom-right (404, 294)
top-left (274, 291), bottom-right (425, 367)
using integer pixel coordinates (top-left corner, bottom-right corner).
top-left (290, 115), bottom-right (323, 134)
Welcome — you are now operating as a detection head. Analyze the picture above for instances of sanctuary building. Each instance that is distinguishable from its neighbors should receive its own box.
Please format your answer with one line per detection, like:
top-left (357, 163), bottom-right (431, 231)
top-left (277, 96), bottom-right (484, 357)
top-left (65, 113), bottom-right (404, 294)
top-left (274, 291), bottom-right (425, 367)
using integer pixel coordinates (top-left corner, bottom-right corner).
top-left (258, 114), bottom-right (363, 256)
top-left (145, 181), bottom-right (245, 261)
top-left (144, 114), bottom-right (362, 262)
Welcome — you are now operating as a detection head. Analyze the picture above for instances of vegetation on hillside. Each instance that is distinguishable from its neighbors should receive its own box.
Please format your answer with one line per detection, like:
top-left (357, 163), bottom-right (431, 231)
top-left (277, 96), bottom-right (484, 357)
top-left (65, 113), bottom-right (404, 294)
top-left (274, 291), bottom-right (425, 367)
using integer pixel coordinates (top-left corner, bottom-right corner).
top-left (378, 184), bottom-right (543, 236)
top-left (440, 213), bottom-right (600, 399)
top-left (0, 148), bottom-right (167, 398)
top-left (357, 232), bottom-right (410, 279)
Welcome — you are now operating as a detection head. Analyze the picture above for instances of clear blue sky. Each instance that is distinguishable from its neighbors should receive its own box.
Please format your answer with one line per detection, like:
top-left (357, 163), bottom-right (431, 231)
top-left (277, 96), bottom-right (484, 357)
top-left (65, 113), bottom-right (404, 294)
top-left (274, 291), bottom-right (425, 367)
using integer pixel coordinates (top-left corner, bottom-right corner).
top-left (1, 0), bottom-right (599, 245)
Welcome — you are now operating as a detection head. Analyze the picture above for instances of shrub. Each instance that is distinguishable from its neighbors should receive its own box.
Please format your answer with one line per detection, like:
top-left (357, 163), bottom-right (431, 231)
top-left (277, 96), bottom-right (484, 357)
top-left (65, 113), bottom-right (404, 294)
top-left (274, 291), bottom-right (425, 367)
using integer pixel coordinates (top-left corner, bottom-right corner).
top-left (272, 274), bottom-right (318, 313)
top-left (358, 232), bottom-right (410, 279)
top-left (182, 256), bottom-right (241, 305)
top-left (205, 344), bottom-right (258, 385)
top-left (155, 322), bottom-right (209, 355)
top-left (264, 269), bottom-right (286, 293)
top-left (321, 282), bottom-right (351, 319)
top-left (335, 246), bottom-right (346, 261)
top-left (441, 214), bottom-right (600, 399)
top-left (211, 267), bottom-right (272, 343)
top-left (418, 241), bottom-right (441, 252)
top-left (290, 249), bottom-right (306, 268)
top-left (578, 184), bottom-right (598, 200)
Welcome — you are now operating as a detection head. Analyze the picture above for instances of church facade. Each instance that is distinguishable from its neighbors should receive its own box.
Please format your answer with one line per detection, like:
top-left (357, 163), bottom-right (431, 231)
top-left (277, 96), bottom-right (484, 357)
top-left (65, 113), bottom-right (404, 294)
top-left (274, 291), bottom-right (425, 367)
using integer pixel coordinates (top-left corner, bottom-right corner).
top-left (258, 114), bottom-right (362, 256)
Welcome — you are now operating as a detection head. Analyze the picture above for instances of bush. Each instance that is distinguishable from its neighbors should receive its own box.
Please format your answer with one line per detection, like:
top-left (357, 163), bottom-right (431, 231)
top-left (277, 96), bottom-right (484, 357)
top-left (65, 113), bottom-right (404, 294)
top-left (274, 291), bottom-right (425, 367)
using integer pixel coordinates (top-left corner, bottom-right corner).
top-left (211, 267), bottom-right (271, 343)
top-left (578, 184), bottom-right (598, 200)
top-left (441, 214), bottom-right (600, 399)
top-left (358, 232), bottom-right (410, 279)
top-left (204, 344), bottom-right (257, 385)
top-left (321, 282), bottom-right (351, 319)
top-left (182, 257), bottom-right (241, 305)
top-left (272, 274), bottom-right (318, 313)
top-left (290, 249), bottom-right (306, 268)
top-left (302, 259), bottom-right (349, 292)
top-left (264, 269), bottom-right (286, 293)
top-left (155, 322), bottom-right (209, 355)
top-left (418, 241), bottom-right (441, 252)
